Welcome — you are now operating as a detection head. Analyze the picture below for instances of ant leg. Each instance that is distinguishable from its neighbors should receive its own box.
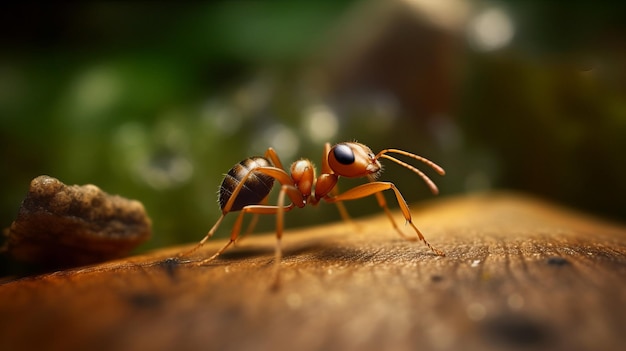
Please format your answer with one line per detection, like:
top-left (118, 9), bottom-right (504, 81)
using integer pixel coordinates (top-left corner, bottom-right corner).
top-left (319, 142), bottom-right (356, 226)
top-left (237, 214), bottom-right (259, 246)
top-left (197, 195), bottom-right (297, 266)
top-left (366, 176), bottom-right (414, 241)
top-left (236, 195), bottom-right (270, 246)
top-left (239, 147), bottom-right (289, 243)
top-left (179, 214), bottom-right (226, 258)
top-left (331, 185), bottom-right (358, 227)
top-left (373, 191), bottom-right (415, 241)
top-left (271, 185), bottom-right (289, 289)
top-left (264, 147), bottom-right (285, 171)
top-left (325, 181), bottom-right (445, 256)
top-left (334, 199), bottom-right (353, 223)
top-left (262, 146), bottom-right (302, 272)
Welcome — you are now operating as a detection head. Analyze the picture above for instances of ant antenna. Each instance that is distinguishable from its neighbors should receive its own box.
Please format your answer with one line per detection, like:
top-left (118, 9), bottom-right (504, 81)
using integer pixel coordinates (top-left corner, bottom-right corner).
top-left (375, 149), bottom-right (445, 195)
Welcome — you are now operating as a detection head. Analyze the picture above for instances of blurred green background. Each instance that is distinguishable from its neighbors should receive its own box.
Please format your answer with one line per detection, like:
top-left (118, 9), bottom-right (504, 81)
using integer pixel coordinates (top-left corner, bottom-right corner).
top-left (1, 1), bottom-right (625, 254)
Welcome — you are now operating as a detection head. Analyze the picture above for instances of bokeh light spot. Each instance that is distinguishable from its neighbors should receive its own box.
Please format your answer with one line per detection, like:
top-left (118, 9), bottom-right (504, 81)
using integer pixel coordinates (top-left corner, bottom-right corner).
top-left (71, 66), bottom-right (122, 118)
top-left (303, 104), bottom-right (339, 143)
top-left (467, 7), bottom-right (514, 52)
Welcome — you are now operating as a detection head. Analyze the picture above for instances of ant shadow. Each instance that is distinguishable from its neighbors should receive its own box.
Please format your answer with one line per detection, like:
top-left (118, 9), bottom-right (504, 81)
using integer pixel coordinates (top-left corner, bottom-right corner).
top-left (206, 238), bottom-right (376, 265)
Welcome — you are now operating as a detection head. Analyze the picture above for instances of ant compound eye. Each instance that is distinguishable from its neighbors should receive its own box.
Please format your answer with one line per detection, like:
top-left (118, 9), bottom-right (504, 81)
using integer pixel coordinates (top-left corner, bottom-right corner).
top-left (333, 144), bottom-right (355, 165)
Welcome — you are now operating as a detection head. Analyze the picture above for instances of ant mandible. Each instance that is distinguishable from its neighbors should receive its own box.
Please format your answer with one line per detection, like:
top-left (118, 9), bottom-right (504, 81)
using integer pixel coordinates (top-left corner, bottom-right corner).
top-left (181, 142), bottom-right (445, 273)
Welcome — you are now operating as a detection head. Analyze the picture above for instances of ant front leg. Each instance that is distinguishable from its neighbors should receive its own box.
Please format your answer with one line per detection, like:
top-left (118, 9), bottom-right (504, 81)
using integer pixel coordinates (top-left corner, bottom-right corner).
top-left (366, 175), bottom-right (414, 241)
top-left (325, 181), bottom-right (445, 256)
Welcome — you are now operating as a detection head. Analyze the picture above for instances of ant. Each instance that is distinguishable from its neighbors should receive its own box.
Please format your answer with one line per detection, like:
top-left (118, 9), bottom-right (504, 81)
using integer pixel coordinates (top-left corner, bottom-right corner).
top-left (181, 142), bottom-right (445, 281)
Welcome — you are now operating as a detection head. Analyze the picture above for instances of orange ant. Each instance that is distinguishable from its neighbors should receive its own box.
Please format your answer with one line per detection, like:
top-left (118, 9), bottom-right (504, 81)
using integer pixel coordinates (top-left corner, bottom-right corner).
top-left (181, 142), bottom-right (445, 279)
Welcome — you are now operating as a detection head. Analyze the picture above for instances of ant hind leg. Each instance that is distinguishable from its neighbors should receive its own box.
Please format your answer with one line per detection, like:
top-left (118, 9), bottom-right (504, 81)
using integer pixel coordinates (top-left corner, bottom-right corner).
top-left (178, 214), bottom-right (226, 259)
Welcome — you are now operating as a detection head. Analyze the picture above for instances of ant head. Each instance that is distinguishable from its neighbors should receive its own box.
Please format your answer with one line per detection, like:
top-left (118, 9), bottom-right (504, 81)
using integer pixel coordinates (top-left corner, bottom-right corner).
top-left (328, 142), bottom-right (382, 178)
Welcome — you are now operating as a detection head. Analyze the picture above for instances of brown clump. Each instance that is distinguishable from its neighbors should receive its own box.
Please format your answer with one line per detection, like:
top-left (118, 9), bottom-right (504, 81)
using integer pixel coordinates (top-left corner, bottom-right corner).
top-left (3, 175), bottom-right (151, 269)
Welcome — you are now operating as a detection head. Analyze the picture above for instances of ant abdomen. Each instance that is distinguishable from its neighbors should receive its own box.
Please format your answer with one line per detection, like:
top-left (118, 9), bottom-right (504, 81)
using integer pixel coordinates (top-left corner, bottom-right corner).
top-left (219, 157), bottom-right (275, 212)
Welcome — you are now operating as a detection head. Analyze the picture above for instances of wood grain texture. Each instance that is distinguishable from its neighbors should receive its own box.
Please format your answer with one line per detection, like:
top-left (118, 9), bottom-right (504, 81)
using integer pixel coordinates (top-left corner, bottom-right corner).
top-left (1, 192), bottom-right (625, 351)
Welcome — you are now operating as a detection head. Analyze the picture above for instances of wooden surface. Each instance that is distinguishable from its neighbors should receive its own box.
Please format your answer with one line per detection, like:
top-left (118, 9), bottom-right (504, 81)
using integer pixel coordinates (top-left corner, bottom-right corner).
top-left (1, 192), bottom-right (625, 351)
